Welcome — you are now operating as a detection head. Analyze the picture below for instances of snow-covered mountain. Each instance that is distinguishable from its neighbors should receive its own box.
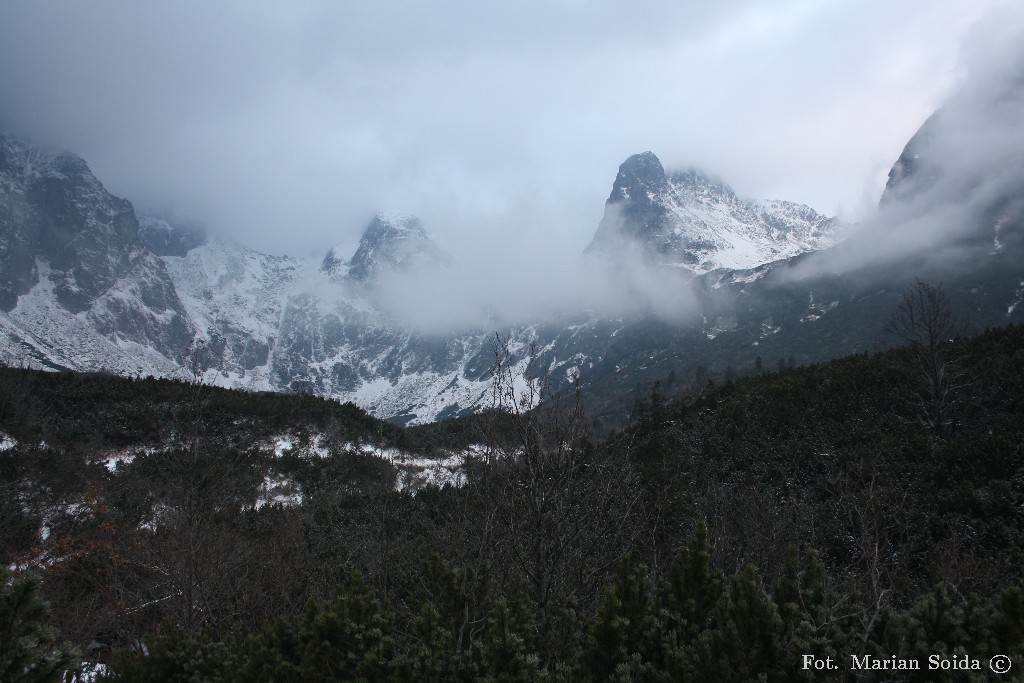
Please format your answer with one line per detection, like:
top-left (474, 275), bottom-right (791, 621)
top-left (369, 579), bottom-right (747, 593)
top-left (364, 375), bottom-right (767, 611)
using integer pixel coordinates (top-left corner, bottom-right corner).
top-left (345, 213), bottom-right (449, 283)
top-left (586, 151), bottom-right (841, 273)
top-left (134, 214), bottom-right (530, 423)
top-left (0, 133), bottom-right (602, 423)
top-left (0, 135), bottom-right (193, 373)
top-left (2, 113), bottom-right (1021, 426)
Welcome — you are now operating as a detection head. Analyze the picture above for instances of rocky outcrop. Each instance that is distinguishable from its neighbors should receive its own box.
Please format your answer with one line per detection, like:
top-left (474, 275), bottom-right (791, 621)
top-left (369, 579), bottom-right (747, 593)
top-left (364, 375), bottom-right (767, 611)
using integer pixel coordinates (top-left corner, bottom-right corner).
top-left (0, 135), bottom-right (193, 359)
top-left (347, 213), bottom-right (449, 283)
top-left (586, 152), bottom-right (840, 273)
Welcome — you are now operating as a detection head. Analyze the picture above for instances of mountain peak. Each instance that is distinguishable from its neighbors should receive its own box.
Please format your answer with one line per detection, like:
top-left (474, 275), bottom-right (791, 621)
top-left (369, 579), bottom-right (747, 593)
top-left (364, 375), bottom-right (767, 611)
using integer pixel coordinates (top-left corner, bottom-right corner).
top-left (347, 213), bottom-right (445, 282)
top-left (620, 150), bottom-right (663, 172)
top-left (0, 134), bottom-right (89, 181)
top-left (879, 112), bottom-right (942, 207)
top-left (608, 151), bottom-right (668, 203)
top-left (584, 152), bottom-right (672, 254)
top-left (668, 168), bottom-right (736, 197)
top-left (363, 212), bottom-right (427, 241)
top-left (587, 151), bottom-right (840, 273)
top-left (320, 245), bottom-right (348, 276)
top-left (0, 133), bottom-right (150, 312)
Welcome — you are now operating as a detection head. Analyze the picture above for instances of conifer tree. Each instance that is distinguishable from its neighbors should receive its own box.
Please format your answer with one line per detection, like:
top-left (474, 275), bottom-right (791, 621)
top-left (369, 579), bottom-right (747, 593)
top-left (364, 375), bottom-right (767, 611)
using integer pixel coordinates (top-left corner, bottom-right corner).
top-left (653, 524), bottom-right (724, 678)
top-left (238, 574), bottom-right (396, 682)
top-left (108, 629), bottom-right (235, 683)
top-left (0, 569), bottom-right (78, 683)
top-left (870, 584), bottom-right (969, 672)
top-left (407, 555), bottom-right (493, 681)
top-left (695, 564), bottom-right (784, 681)
top-left (537, 596), bottom-right (585, 681)
top-left (478, 592), bottom-right (542, 683)
top-left (584, 555), bottom-right (655, 680)
top-left (772, 546), bottom-right (846, 680)
top-left (982, 586), bottom-right (1024, 653)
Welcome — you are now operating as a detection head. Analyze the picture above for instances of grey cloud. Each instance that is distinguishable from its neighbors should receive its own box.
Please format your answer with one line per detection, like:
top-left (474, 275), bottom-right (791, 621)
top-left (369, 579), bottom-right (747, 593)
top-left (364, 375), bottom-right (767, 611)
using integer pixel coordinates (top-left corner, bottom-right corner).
top-left (781, 11), bottom-right (1024, 284)
top-left (0, 0), bottom-right (1017, 269)
top-left (367, 227), bottom-right (704, 335)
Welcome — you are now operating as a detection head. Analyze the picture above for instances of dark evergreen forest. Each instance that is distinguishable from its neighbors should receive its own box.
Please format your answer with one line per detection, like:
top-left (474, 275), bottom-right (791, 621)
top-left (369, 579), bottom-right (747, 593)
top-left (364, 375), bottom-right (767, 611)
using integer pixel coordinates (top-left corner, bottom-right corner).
top-left (2, 318), bottom-right (1023, 681)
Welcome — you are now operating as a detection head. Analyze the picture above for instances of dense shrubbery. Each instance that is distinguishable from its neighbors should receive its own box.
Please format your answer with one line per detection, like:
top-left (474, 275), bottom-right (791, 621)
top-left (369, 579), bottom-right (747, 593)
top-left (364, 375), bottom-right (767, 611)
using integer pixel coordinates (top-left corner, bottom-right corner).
top-left (104, 535), bottom-right (1024, 682)
top-left (1, 324), bottom-right (1023, 680)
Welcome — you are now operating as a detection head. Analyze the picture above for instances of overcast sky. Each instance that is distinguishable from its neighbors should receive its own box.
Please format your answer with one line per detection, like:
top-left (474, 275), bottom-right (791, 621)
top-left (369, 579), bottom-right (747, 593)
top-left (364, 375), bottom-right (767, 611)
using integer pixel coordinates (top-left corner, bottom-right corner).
top-left (0, 0), bottom-right (1018, 257)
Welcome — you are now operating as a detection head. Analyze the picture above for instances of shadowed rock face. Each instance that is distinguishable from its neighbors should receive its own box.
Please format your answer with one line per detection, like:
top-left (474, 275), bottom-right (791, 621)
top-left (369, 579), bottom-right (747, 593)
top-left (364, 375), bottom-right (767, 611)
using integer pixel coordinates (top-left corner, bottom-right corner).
top-left (1, 140), bottom-right (140, 311)
top-left (590, 151), bottom-right (672, 245)
top-left (876, 65), bottom-right (1024, 258)
top-left (139, 217), bottom-right (207, 257)
top-left (879, 113), bottom-right (942, 208)
top-left (0, 134), bottom-right (193, 357)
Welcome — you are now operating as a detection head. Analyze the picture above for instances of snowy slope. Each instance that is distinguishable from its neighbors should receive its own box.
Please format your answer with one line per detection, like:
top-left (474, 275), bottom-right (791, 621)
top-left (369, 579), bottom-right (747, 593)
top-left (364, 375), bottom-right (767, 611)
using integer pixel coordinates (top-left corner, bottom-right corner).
top-left (157, 226), bottom-right (310, 388)
top-left (152, 214), bottom-right (537, 424)
top-left (0, 259), bottom-right (181, 375)
top-left (588, 152), bottom-right (841, 273)
top-left (0, 138), bottom-right (861, 426)
top-left (0, 134), bottom-right (193, 372)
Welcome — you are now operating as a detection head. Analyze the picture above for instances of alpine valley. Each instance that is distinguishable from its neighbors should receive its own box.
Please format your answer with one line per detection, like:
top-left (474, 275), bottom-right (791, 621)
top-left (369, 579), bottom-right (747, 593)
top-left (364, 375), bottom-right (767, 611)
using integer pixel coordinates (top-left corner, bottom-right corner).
top-left (1, 70), bottom-right (1022, 427)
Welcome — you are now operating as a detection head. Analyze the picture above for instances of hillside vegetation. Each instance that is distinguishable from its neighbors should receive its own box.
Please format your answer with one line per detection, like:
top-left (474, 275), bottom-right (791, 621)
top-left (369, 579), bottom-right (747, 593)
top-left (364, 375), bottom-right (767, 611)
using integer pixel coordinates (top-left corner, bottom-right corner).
top-left (1, 323), bottom-right (1023, 681)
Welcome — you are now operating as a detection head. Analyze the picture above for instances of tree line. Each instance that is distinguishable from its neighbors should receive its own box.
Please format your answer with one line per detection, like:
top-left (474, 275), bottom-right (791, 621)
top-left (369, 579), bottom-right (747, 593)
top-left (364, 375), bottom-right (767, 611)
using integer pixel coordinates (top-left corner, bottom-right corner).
top-left (0, 285), bottom-right (1022, 680)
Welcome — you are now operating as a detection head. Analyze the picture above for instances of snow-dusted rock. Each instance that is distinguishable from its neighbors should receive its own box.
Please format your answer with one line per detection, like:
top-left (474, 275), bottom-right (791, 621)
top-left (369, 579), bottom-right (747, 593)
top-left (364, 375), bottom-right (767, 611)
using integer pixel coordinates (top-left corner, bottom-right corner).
top-left (587, 151), bottom-right (841, 273)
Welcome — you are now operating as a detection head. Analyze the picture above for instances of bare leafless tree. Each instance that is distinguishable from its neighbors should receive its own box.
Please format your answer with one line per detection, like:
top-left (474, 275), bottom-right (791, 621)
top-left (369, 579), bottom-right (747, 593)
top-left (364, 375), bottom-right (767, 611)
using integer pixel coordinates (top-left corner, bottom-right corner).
top-left (484, 334), bottom-right (642, 623)
top-left (121, 339), bottom-right (259, 635)
top-left (823, 455), bottom-right (914, 654)
top-left (886, 279), bottom-right (967, 434)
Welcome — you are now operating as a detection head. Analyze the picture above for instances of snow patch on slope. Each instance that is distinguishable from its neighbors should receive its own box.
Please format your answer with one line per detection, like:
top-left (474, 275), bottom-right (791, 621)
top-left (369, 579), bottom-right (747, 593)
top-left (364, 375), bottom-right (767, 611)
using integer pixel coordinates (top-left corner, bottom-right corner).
top-left (660, 175), bottom-right (841, 273)
top-left (0, 260), bottom-right (181, 375)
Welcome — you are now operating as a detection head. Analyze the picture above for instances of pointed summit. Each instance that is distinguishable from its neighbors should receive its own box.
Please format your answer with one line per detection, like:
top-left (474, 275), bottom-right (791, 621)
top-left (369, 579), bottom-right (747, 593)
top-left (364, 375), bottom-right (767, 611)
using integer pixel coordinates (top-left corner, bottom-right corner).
top-left (586, 151), bottom-right (840, 273)
top-left (319, 245), bottom-right (348, 276)
top-left (347, 213), bottom-right (446, 282)
top-left (609, 151), bottom-right (669, 201)
top-left (590, 152), bottom-right (671, 245)
top-left (879, 112), bottom-right (942, 207)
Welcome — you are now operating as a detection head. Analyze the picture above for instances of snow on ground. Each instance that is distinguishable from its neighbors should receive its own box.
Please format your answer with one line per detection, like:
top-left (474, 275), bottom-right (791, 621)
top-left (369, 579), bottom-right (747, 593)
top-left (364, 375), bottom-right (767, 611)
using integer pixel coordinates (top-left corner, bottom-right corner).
top-left (383, 446), bottom-right (471, 491)
top-left (68, 663), bottom-right (108, 682)
top-left (272, 435), bottom-right (295, 457)
top-left (94, 444), bottom-right (166, 473)
top-left (102, 449), bottom-right (145, 472)
top-left (1009, 281), bottom-right (1024, 316)
top-left (0, 259), bottom-right (183, 376)
top-left (800, 294), bottom-right (839, 323)
top-left (0, 432), bottom-right (16, 451)
top-left (264, 430), bottom-right (479, 492)
top-left (254, 474), bottom-right (303, 509)
top-left (267, 433), bottom-right (332, 458)
top-left (139, 502), bottom-right (172, 532)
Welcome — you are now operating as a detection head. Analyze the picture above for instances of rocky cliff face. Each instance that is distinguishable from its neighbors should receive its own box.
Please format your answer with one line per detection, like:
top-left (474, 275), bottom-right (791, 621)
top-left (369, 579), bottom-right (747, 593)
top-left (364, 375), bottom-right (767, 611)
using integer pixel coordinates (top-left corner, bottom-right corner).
top-left (587, 151), bottom-right (840, 273)
top-left (139, 216), bottom-right (207, 257)
top-left (346, 213), bottom-right (448, 283)
top-left (1, 107), bottom-right (1021, 426)
top-left (0, 135), bottom-right (193, 365)
top-left (877, 72), bottom-right (1024, 261)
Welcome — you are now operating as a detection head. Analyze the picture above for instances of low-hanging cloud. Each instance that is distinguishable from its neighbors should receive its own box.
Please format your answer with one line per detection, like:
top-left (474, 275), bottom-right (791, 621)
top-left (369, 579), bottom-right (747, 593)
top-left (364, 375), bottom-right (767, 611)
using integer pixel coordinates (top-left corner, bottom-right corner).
top-left (367, 7), bottom-right (1024, 336)
top-left (778, 7), bottom-right (1024, 286)
top-left (359, 212), bottom-right (704, 335)
top-left (2, 1), bottom-right (1023, 341)
top-left (0, 0), bottom-right (1014, 262)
